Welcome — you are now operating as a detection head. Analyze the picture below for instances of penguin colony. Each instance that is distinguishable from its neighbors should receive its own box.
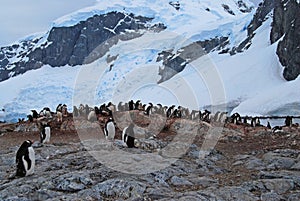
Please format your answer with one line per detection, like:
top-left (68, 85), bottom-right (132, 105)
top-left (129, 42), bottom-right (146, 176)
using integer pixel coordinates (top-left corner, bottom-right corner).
top-left (10, 101), bottom-right (298, 177)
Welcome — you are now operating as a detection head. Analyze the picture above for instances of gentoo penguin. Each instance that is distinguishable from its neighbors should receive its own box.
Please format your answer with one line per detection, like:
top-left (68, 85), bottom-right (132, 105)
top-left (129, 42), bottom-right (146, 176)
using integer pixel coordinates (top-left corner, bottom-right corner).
top-left (57, 110), bottom-right (63, 122)
top-left (213, 111), bottom-right (221, 122)
top-left (219, 112), bottom-right (228, 123)
top-left (272, 126), bottom-right (283, 133)
top-left (202, 109), bottom-right (211, 123)
top-left (62, 104), bottom-right (68, 117)
top-left (104, 118), bottom-right (115, 141)
top-left (40, 107), bottom-right (52, 118)
top-left (106, 102), bottom-right (116, 115)
top-left (73, 106), bottom-right (79, 117)
top-left (40, 123), bottom-right (51, 143)
top-left (267, 121), bottom-right (271, 129)
top-left (166, 105), bottom-right (175, 118)
top-left (285, 116), bottom-right (293, 127)
top-left (231, 112), bottom-right (241, 125)
top-left (16, 140), bottom-right (35, 177)
top-left (87, 110), bottom-right (97, 122)
top-left (135, 100), bottom-right (141, 110)
top-left (122, 123), bottom-right (136, 148)
top-left (128, 100), bottom-right (135, 111)
top-left (251, 117), bottom-right (260, 127)
top-left (31, 110), bottom-right (39, 119)
top-left (144, 103), bottom-right (153, 116)
top-left (56, 104), bottom-right (63, 112)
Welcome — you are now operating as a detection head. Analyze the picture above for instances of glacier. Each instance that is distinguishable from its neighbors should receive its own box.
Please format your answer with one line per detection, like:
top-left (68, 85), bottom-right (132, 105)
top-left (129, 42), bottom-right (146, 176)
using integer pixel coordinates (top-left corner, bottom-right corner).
top-left (0, 0), bottom-right (299, 123)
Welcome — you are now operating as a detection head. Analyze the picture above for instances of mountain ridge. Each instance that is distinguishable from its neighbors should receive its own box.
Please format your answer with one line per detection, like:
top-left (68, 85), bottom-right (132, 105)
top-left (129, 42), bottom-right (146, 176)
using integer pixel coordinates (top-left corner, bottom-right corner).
top-left (1, 0), bottom-right (300, 123)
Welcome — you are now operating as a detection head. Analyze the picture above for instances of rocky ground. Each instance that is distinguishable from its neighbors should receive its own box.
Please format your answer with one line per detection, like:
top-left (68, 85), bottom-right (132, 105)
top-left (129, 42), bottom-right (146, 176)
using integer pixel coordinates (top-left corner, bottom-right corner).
top-left (1, 111), bottom-right (300, 201)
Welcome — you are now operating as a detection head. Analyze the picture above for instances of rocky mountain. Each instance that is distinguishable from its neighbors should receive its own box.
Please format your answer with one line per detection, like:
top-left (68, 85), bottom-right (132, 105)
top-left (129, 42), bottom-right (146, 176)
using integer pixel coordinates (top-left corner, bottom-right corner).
top-left (2, 0), bottom-right (299, 84)
top-left (0, 0), bottom-right (255, 82)
top-left (271, 0), bottom-right (300, 81)
top-left (0, 12), bottom-right (166, 82)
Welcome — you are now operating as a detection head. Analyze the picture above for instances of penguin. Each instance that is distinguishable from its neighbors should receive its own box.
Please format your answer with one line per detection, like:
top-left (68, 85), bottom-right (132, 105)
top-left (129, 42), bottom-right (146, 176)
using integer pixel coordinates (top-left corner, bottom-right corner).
top-left (166, 105), bottom-right (175, 118)
top-left (176, 106), bottom-right (183, 118)
top-left (117, 102), bottom-right (123, 111)
top-left (73, 106), bottom-right (79, 117)
top-left (78, 104), bottom-right (85, 116)
top-left (251, 117), bottom-right (261, 127)
top-left (104, 117), bottom-right (115, 141)
top-left (219, 112), bottom-right (228, 123)
top-left (122, 123), bottom-right (136, 148)
top-left (231, 112), bottom-right (241, 125)
top-left (27, 115), bottom-right (33, 122)
top-left (189, 110), bottom-right (197, 120)
top-left (41, 107), bottom-right (51, 117)
top-left (88, 110), bottom-right (97, 122)
top-left (56, 104), bottom-right (63, 112)
top-left (99, 104), bottom-right (107, 115)
top-left (144, 103), bottom-right (153, 116)
top-left (62, 104), bottom-right (68, 117)
top-left (106, 102), bottom-right (116, 115)
top-left (40, 123), bottom-right (51, 143)
top-left (85, 104), bottom-right (90, 118)
top-left (285, 116), bottom-right (293, 127)
top-left (213, 111), bottom-right (221, 122)
top-left (267, 121), bottom-right (271, 129)
top-left (128, 100), bottom-right (135, 110)
top-left (135, 100), bottom-right (141, 110)
top-left (31, 110), bottom-right (39, 119)
top-left (57, 111), bottom-right (63, 122)
top-left (202, 109), bottom-right (211, 123)
top-left (272, 126), bottom-right (283, 133)
top-left (16, 140), bottom-right (35, 177)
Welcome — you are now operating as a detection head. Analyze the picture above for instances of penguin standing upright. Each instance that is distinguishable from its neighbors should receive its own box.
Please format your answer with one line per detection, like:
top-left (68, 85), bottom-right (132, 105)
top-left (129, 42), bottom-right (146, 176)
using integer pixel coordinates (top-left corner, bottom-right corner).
top-left (16, 140), bottom-right (35, 177)
top-left (40, 123), bottom-right (51, 143)
top-left (31, 110), bottom-right (39, 120)
top-left (267, 121), bottom-right (271, 129)
top-left (144, 103), bottom-right (153, 116)
top-left (104, 118), bottom-right (115, 141)
top-left (122, 123), bottom-right (136, 148)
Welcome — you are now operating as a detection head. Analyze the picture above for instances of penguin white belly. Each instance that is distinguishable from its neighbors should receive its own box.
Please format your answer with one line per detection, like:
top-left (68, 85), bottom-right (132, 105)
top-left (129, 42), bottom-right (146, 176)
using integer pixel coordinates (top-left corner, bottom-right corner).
top-left (122, 127), bottom-right (127, 141)
top-left (26, 147), bottom-right (35, 176)
top-left (106, 122), bottom-right (115, 140)
top-left (44, 127), bottom-right (51, 143)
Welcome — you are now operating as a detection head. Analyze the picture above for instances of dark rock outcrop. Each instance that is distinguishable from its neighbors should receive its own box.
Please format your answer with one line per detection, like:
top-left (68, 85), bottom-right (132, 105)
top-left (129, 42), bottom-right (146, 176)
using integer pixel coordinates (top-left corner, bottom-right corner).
top-left (271, 0), bottom-right (300, 81)
top-left (248, 0), bottom-right (274, 37)
top-left (0, 11), bottom-right (166, 82)
top-left (157, 37), bottom-right (229, 83)
top-left (230, 0), bottom-right (274, 55)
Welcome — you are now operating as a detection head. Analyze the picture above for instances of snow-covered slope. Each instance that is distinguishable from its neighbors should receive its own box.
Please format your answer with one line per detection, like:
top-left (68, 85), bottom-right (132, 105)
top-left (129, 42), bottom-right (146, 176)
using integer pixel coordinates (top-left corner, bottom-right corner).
top-left (0, 0), bottom-right (298, 123)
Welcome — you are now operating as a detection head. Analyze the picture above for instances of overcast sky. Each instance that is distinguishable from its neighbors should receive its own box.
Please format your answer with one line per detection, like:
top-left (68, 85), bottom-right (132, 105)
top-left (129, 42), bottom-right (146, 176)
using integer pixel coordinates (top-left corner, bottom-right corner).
top-left (0, 0), bottom-right (96, 47)
top-left (0, 0), bottom-right (262, 47)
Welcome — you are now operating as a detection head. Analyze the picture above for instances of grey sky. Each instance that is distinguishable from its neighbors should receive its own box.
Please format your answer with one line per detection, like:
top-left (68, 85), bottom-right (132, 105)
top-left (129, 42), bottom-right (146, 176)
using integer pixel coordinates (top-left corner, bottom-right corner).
top-left (0, 0), bottom-right (96, 46)
top-left (0, 0), bottom-right (262, 47)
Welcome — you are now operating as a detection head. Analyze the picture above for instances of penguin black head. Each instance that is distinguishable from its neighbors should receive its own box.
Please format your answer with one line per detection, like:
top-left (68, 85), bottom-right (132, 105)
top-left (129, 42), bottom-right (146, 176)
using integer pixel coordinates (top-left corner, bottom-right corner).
top-left (20, 140), bottom-right (33, 149)
top-left (106, 117), bottom-right (115, 125)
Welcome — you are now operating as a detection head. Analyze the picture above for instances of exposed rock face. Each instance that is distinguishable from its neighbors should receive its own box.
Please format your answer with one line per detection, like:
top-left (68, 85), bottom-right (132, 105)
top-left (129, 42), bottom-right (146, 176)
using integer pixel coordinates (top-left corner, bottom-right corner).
top-left (248, 0), bottom-right (274, 37)
top-left (0, 11), bottom-right (166, 82)
top-left (271, 0), bottom-right (300, 81)
top-left (157, 37), bottom-right (229, 83)
top-left (231, 0), bottom-right (274, 55)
